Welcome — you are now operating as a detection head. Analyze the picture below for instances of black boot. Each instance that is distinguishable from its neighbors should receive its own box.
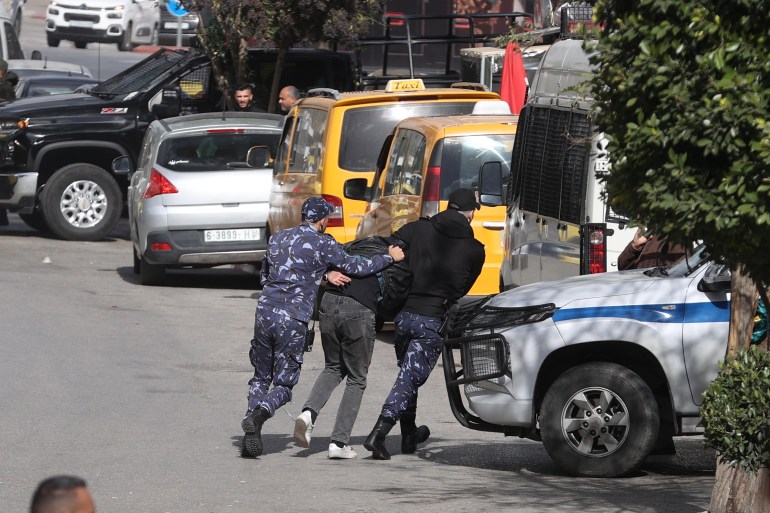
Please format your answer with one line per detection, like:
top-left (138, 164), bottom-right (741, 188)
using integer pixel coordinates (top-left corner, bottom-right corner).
top-left (241, 407), bottom-right (269, 457)
top-left (400, 413), bottom-right (431, 454)
top-left (364, 415), bottom-right (396, 460)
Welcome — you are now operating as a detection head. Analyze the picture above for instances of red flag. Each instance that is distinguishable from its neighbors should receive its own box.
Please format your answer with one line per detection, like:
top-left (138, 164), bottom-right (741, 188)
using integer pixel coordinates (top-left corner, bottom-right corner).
top-left (500, 42), bottom-right (528, 115)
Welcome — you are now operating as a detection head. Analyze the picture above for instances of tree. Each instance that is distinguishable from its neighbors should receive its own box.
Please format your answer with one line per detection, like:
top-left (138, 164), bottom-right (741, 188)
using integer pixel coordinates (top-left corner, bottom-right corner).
top-left (189, 0), bottom-right (382, 113)
top-left (186, 0), bottom-right (269, 111)
top-left (590, 1), bottom-right (769, 511)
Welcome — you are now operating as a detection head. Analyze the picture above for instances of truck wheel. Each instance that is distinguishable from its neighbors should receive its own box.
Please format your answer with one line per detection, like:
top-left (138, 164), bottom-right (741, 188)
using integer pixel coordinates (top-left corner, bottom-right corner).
top-left (540, 362), bottom-right (659, 478)
top-left (18, 211), bottom-right (49, 232)
top-left (140, 255), bottom-right (165, 285)
top-left (47, 34), bottom-right (60, 47)
top-left (118, 23), bottom-right (135, 52)
top-left (41, 164), bottom-right (123, 241)
top-left (74, 41), bottom-right (87, 49)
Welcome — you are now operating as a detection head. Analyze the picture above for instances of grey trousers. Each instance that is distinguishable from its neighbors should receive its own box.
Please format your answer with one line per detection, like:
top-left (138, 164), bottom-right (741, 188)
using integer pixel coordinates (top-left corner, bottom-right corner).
top-left (303, 293), bottom-right (376, 445)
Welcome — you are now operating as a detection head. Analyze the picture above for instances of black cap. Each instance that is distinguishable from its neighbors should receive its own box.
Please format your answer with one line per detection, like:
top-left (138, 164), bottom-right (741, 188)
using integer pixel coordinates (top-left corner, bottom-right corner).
top-left (447, 188), bottom-right (480, 211)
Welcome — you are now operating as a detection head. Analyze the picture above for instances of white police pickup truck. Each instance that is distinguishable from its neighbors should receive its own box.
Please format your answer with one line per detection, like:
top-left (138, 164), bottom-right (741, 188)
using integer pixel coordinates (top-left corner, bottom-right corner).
top-left (443, 246), bottom-right (730, 477)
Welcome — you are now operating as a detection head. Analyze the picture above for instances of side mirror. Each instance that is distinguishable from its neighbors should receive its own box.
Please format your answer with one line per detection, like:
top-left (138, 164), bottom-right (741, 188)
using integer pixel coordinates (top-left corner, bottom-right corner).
top-left (247, 146), bottom-right (271, 168)
top-left (112, 155), bottom-right (133, 175)
top-left (344, 178), bottom-right (369, 201)
top-left (151, 87), bottom-right (181, 119)
top-left (478, 161), bottom-right (504, 206)
top-left (30, 50), bottom-right (42, 60)
top-left (698, 264), bottom-right (732, 293)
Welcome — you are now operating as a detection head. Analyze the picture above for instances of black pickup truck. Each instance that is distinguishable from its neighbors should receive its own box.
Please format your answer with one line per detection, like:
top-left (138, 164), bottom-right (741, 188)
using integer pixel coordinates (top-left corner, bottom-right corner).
top-left (0, 47), bottom-right (353, 240)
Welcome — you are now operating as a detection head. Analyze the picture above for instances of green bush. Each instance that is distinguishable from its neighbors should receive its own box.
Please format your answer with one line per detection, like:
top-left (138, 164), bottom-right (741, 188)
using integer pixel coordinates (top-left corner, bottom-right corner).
top-left (702, 348), bottom-right (770, 473)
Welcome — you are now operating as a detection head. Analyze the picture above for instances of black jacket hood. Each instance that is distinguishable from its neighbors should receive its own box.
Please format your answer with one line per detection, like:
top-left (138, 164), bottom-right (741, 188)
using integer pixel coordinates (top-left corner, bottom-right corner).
top-left (430, 208), bottom-right (475, 239)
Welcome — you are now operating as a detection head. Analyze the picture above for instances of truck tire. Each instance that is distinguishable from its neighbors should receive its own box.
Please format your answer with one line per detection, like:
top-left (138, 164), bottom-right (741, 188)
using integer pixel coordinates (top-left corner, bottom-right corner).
top-left (140, 255), bottom-right (165, 285)
top-left (41, 164), bottom-right (123, 241)
top-left (540, 362), bottom-right (659, 478)
top-left (47, 34), bottom-right (60, 47)
top-left (18, 211), bottom-right (49, 232)
top-left (118, 23), bottom-right (135, 52)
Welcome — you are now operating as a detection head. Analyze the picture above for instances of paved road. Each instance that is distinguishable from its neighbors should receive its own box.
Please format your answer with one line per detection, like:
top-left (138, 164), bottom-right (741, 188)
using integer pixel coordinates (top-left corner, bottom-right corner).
top-left (0, 214), bottom-right (717, 513)
top-left (20, 0), bottom-right (149, 80)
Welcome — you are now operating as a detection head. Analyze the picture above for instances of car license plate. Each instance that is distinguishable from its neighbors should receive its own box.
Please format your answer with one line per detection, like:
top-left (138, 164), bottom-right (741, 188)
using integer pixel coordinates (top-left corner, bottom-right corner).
top-left (164, 22), bottom-right (190, 29)
top-left (204, 228), bottom-right (261, 242)
top-left (70, 21), bottom-right (94, 27)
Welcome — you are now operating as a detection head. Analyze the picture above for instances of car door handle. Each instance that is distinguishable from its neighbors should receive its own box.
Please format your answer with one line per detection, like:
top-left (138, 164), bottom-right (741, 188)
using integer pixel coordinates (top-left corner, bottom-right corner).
top-left (482, 222), bottom-right (505, 230)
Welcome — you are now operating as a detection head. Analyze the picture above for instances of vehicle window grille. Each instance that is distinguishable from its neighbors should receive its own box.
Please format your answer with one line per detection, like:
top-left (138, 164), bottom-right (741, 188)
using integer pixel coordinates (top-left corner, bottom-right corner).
top-left (537, 108), bottom-right (570, 219)
top-left (512, 105), bottom-right (591, 224)
top-left (507, 105), bottom-right (528, 207)
top-left (91, 50), bottom-right (191, 96)
top-left (179, 66), bottom-right (211, 115)
top-left (560, 111), bottom-right (591, 224)
top-left (518, 105), bottom-right (551, 213)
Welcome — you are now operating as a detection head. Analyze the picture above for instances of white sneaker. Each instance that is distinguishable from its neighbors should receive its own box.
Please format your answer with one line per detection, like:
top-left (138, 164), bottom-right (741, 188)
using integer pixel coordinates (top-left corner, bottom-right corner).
top-left (328, 443), bottom-right (357, 459)
top-left (294, 410), bottom-right (314, 448)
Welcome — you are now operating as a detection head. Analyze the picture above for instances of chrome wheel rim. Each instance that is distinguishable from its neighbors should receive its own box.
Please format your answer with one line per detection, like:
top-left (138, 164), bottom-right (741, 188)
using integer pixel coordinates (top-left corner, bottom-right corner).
top-left (58, 180), bottom-right (109, 228)
top-left (560, 386), bottom-right (630, 457)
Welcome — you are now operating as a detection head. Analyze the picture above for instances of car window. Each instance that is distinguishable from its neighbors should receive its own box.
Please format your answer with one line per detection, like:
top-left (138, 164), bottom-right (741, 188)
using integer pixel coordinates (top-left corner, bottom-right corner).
top-left (383, 129), bottom-right (425, 196)
top-left (288, 107), bottom-right (327, 174)
top-left (25, 79), bottom-right (96, 97)
top-left (158, 132), bottom-right (280, 172)
top-left (138, 127), bottom-right (157, 172)
top-left (438, 134), bottom-right (515, 199)
top-left (273, 114), bottom-right (294, 175)
top-left (338, 101), bottom-right (477, 172)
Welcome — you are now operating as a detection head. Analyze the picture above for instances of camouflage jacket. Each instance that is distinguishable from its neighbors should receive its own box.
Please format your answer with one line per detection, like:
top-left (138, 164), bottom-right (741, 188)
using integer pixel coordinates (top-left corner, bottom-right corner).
top-left (259, 222), bottom-right (393, 322)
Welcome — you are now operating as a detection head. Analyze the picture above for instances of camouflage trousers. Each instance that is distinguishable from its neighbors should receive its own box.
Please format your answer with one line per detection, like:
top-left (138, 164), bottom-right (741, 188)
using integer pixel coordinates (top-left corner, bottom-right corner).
top-left (381, 311), bottom-right (444, 421)
top-left (246, 305), bottom-right (307, 417)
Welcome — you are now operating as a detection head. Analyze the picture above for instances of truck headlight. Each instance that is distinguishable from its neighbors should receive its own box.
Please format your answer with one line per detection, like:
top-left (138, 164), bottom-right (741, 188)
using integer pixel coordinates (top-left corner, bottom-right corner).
top-left (0, 119), bottom-right (29, 140)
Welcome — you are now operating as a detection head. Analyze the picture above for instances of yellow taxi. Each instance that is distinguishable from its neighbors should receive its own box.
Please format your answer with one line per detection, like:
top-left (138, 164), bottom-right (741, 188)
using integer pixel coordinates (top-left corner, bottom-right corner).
top-left (268, 79), bottom-right (499, 243)
top-left (345, 100), bottom-right (518, 296)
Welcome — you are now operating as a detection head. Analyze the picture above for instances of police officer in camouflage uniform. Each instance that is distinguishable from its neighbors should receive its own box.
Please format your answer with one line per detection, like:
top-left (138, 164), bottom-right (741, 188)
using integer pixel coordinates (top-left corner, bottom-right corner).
top-left (364, 189), bottom-right (485, 460)
top-left (241, 197), bottom-right (405, 458)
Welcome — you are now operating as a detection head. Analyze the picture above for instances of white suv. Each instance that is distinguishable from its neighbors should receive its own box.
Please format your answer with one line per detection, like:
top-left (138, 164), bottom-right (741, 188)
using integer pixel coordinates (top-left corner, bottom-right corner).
top-left (444, 246), bottom-right (730, 477)
top-left (45, 0), bottom-right (160, 51)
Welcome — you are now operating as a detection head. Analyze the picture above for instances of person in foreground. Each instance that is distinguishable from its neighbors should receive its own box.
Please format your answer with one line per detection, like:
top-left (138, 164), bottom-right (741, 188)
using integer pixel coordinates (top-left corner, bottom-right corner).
top-left (294, 237), bottom-right (401, 459)
top-left (241, 197), bottom-right (404, 458)
top-left (30, 475), bottom-right (95, 513)
top-left (364, 188), bottom-right (485, 460)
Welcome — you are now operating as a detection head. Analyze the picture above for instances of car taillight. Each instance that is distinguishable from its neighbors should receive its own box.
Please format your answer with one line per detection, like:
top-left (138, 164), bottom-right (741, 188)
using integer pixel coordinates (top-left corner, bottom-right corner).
top-left (150, 242), bottom-right (173, 251)
top-left (142, 168), bottom-right (178, 199)
top-left (420, 166), bottom-right (441, 218)
top-left (322, 194), bottom-right (344, 228)
top-left (581, 223), bottom-right (607, 274)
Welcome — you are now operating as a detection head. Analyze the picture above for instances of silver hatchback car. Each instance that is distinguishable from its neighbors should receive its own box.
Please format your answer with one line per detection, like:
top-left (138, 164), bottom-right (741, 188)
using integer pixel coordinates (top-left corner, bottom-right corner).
top-left (114, 112), bottom-right (283, 285)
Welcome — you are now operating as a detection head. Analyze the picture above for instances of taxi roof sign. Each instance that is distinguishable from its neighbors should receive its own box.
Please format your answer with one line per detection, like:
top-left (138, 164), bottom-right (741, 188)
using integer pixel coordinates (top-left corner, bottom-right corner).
top-left (385, 78), bottom-right (426, 92)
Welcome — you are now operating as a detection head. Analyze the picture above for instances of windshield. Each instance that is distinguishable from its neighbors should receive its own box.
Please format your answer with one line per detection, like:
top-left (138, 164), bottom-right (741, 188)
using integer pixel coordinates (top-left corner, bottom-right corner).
top-left (158, 133), bottom-right (280, 172)
top-left (650, 244), bottom-right (710, 278)
top-left (338, 101), bottom-right (477, 171)
top-left (438, 134), bottom-right (515, 198)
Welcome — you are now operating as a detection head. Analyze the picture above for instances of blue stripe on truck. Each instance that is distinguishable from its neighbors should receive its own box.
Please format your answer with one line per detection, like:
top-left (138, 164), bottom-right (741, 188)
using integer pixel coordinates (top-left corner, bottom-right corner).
top-left (553, 301), bottom-right (730, 323)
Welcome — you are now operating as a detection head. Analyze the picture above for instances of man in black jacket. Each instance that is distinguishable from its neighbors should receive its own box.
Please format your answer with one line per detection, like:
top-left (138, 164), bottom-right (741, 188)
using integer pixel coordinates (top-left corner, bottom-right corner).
top-left (364, 188), bottom-right (485, 460)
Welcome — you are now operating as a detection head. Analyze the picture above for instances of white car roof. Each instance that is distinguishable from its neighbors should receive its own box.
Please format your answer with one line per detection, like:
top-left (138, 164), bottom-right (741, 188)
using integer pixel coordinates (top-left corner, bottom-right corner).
top-left (7, 59), bottom-right (92, 77)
